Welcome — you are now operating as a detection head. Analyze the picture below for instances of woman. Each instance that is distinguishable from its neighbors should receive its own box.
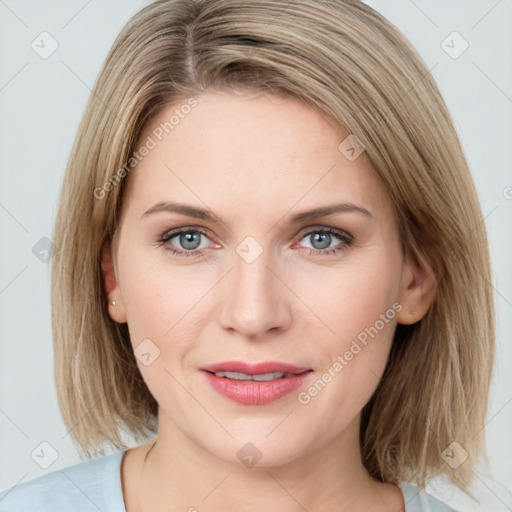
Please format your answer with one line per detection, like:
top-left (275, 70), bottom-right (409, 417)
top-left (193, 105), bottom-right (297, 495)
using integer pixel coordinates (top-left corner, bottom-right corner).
top-left (0, 0), bottom-right (495, 510)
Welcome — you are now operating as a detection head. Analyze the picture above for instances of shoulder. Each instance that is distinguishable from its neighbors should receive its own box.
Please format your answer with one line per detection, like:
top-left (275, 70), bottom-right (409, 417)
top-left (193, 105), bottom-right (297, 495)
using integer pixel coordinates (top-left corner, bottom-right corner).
top-left (0, 450), bottom-right (126, 512)
top-left (401, 482), bottom-right (462, 512)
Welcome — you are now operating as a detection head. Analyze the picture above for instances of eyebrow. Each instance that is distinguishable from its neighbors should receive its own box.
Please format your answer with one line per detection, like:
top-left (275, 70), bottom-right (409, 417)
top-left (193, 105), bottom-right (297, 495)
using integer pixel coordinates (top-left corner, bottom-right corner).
top-left (141, 201), bottom-right (373, 224)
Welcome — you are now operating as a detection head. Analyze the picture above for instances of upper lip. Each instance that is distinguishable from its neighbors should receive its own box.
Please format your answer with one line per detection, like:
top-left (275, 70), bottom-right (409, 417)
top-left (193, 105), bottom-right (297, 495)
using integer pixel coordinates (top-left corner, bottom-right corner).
top-left (200, 360), bottom-right (312, 375)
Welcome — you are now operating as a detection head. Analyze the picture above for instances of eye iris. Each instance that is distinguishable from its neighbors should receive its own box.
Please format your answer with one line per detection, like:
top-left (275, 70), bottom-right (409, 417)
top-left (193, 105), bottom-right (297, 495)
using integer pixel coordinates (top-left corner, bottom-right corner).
top-left (171, 231), bottom-right (339, 252)
top-left (311, 232), bottom-right (331, 250)
top-left (180, 232), bottom-right (201, 250)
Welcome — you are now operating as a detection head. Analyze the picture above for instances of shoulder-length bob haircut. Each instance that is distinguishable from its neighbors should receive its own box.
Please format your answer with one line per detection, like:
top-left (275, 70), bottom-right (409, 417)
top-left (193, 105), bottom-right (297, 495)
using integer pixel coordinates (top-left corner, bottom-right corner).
top-left (52, 0), bottom-right (495, 493)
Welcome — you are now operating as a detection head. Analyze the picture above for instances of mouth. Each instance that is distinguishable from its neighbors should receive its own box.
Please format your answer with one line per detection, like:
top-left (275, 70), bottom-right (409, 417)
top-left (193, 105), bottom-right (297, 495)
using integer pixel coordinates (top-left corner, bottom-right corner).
top-left (206, 370), bottom-right (301, 381)
top-left (200, 361), bottom-right (313, 405)
top-left (200, 360), bottom-right (311, 375)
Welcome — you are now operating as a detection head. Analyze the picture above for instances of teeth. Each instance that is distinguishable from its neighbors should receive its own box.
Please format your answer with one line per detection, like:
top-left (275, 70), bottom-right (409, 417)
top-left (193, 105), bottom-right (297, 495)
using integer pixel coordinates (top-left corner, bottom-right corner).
top-left (214, 371), bottom-right (287, 381)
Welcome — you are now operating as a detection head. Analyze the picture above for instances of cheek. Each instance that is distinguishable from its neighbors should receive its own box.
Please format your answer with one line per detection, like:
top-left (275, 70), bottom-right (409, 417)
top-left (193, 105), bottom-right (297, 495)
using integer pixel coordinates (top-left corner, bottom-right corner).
top-left (117, 244), bottom-right (224, 394)
top-left (297, 254), bottom-right (401, 345)
top-left (121, 261), bottom-right (200, 346)
top-left (292, 253), bottom-right (401, 408)
top-left (118, 260), bottom-right (203, 404)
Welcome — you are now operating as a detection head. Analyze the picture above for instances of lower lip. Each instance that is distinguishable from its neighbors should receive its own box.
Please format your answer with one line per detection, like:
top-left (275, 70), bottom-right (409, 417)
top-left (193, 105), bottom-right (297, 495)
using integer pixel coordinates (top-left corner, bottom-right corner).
top-left (202, 370), bottom-right (313, 405)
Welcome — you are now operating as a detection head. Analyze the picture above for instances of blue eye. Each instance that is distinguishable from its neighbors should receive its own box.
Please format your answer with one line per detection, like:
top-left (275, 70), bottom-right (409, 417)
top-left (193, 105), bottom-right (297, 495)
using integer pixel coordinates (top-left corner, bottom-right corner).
top-left (168, 231), bottom-right (202, 250)
top-left (159, 228), bottom-right (210, 257)
top-left (297, 228), bottom-right (353, 256)
top-left (158, 226), bottom-right (353, 258)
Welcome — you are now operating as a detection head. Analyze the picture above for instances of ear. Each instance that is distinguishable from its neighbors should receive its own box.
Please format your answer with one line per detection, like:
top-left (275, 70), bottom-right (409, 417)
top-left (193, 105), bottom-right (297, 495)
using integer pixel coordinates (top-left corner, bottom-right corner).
top-left (101, 242), bottom-right (127, 323)
top-left (395, 251), bottom-right (437, 325)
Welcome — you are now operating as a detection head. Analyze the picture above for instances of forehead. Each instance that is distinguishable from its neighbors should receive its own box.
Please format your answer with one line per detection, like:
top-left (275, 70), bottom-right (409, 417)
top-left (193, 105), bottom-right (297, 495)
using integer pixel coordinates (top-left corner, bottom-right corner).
top-left (124, 91), bottom-right (392, 222)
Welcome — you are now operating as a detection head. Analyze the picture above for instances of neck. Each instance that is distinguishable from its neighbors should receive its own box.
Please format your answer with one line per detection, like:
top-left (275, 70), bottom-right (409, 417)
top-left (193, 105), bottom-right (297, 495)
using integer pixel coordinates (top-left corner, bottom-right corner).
top-left (125, 411), bottom-right (403, 512)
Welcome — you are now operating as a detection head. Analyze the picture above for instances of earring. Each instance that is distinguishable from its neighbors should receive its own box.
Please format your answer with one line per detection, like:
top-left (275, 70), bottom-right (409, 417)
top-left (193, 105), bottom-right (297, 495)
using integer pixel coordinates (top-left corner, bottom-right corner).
top-left (109, 301), bottom-right (116, 306)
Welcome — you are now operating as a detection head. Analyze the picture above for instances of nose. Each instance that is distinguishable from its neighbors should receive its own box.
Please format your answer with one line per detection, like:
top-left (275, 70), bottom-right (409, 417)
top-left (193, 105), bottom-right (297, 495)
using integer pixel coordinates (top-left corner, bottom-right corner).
top-left (218, 246), bottom-right (293, 340)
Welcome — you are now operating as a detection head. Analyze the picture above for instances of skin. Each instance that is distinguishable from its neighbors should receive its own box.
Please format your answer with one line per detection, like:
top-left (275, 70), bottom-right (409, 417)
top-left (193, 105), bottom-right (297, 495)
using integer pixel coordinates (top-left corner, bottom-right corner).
top-left (102, 90), bottom-right (436, 511)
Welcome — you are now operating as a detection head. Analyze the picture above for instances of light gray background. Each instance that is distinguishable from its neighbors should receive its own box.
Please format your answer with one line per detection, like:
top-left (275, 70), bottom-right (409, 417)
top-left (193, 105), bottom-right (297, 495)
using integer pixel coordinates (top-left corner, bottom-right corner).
top-left (1, 0), bottom-right (511, 509)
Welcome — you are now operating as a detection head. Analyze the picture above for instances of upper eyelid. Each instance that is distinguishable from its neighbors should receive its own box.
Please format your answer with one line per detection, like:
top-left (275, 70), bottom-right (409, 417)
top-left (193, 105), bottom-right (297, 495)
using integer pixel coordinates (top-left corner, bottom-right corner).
top-left (161, 225), bottom-right (352, 246)
top-left (297, 225), bottom-right (351, 237)
top-left (160, 226), bottom-right (212, 245)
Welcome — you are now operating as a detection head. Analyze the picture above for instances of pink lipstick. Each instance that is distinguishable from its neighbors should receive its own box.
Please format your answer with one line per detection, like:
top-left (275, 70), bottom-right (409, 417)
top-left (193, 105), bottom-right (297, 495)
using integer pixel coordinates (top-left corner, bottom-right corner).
top-left (200, 361), bottom-right (313, 405)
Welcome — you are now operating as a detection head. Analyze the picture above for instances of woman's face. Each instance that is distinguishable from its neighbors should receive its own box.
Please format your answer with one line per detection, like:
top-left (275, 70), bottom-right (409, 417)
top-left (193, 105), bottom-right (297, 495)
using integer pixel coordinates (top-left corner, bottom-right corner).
top-left (107, 90), bottom-right (426, 466)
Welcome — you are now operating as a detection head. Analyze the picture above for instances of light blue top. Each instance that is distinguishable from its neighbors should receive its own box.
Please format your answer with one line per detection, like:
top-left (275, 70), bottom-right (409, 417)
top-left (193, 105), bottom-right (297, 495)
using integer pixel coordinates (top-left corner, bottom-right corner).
top-left (0, 450), bottom-right (459, 511)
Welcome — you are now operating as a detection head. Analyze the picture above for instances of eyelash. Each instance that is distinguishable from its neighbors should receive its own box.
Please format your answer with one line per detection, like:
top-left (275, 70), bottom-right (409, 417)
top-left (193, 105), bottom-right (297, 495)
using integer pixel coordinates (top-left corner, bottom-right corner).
top-left (157, 226), bottom-right (354, 258)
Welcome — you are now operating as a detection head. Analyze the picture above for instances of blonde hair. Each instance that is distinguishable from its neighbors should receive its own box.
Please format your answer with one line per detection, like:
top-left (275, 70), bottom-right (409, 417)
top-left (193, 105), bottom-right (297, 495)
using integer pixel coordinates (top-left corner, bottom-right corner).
top-left (51, 0), bottom-right (495, 493)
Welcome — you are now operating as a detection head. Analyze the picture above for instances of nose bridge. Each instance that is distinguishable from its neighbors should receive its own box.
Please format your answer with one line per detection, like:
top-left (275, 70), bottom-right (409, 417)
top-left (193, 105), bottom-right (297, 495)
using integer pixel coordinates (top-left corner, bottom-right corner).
top-left (219, 238), bottom-right (290, 338)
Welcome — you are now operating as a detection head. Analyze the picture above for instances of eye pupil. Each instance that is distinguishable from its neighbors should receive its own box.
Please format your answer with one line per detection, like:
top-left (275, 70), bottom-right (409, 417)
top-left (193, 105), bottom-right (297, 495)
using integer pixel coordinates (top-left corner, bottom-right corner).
top-left (180, 232), bottom-right (201, 250)
top-left (165, 228), bottom-right (346, 256)
top-left (311, 232), bottom-right (331, 250)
